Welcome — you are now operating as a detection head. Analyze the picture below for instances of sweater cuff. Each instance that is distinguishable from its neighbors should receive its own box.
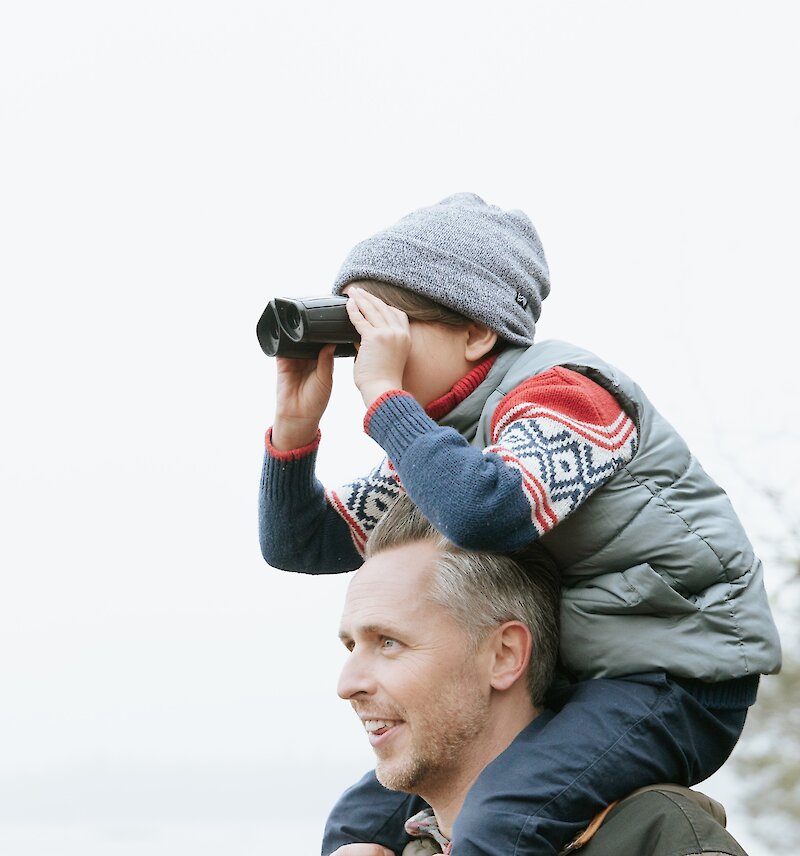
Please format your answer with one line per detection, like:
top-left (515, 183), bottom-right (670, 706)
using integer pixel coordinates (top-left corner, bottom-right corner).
top-left (265, 427), bottom-right (321, 461)
top-left (363, 390), bottom-right (409, 434)
top-left (366, 392), bottom-right (441, 463)
top-left (673, 674), bottom-right (761, 709)
top-left (261, 429), bottom-right (321, 502)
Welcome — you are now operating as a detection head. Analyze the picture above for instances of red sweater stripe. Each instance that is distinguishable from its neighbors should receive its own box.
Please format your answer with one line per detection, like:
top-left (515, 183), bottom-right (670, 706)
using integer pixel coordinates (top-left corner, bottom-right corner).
top-left (493, 402), bottom-right (636, 451)
top-left (489, 447), bottom-right (559, 532)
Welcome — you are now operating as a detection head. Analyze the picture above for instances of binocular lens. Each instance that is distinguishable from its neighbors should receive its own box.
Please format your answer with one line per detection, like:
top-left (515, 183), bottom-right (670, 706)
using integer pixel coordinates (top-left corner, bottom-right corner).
top-left (276, 301), bottom-right (303, 339)
top-left (267, 310), bottom-right (280, 343)
top-left (256, 295), bottom-right (359, 359)
top-left (256, 303), bottom-right (282, 356)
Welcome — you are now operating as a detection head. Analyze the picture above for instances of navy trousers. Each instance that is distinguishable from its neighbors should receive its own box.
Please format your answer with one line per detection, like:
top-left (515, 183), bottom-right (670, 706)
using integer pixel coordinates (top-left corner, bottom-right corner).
top-left (322, 672), bottom-right (750, 856)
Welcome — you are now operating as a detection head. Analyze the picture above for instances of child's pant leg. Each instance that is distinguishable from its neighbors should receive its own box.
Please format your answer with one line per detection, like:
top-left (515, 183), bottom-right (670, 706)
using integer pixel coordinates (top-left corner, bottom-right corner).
top-left (322, 768), bottom-right (428, 855)
top-left (452, 672), bottom-right (748, 856)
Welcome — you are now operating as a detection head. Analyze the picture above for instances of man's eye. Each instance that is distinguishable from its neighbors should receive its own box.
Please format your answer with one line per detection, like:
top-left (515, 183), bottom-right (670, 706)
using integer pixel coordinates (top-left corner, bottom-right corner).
top-left (381, 637), bottom-right (399, 649)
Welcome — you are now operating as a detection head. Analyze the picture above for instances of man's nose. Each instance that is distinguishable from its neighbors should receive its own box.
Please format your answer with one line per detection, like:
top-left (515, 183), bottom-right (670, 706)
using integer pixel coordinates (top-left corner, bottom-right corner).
top-left (337, 647), bottom-right (376, 700)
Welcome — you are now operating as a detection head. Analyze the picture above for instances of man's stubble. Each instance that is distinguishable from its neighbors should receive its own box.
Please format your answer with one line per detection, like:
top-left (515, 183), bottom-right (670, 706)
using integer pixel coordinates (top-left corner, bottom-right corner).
top-left (375, 658), bottom-right (490, 796)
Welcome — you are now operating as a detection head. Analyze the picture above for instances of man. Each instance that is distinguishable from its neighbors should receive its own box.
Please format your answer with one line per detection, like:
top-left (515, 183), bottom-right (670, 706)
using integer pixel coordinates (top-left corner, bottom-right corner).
top-left (327, 495), bottom-right (748, 856)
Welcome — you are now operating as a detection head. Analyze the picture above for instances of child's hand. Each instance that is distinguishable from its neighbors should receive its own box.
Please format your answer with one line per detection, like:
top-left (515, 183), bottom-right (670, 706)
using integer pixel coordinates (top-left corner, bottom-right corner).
top-left (271, 345), bottom-right (335, 451)
top-left (346, 288), bottom-right (412, 407)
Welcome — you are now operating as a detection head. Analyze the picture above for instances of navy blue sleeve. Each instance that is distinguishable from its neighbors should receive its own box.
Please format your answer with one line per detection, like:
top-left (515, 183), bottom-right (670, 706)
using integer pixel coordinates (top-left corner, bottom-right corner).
top-left (366, 394), bottom-right (536, 551)
top-left (258, 444), bottom-right (363, 574)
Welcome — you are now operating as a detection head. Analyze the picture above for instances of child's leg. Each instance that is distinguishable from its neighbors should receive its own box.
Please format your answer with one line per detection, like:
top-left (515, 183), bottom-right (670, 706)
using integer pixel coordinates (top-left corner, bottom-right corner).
top-left (452, 672), bottom-right (749, 856)
top-left (322, 768), bottom-right (428, 855)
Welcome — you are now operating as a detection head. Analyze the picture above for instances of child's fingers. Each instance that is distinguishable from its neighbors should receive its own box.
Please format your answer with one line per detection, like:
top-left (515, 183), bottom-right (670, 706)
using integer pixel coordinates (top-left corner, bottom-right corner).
top-left (364, 291), bottom-right (407, 327)
top-left (345, 291), bottom-right (370, 331)
top-left (315, 343), bottom-right (336, 379)
top-left (275, 354), bottom-right (317, 378)
top-left (348, 288), bottom-right (408, 329)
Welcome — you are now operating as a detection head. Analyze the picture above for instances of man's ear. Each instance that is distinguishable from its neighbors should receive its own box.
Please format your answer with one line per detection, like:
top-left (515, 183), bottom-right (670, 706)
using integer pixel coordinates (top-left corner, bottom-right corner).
top-left (464, 323), bottom-right (498, 362)
top-left (487, 621), bottom-right (532, 692)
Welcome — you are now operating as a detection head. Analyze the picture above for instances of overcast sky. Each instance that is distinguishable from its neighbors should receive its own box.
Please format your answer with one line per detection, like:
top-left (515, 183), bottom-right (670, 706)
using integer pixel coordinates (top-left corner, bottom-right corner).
top-left (1, 2), bottom-right (798, 854)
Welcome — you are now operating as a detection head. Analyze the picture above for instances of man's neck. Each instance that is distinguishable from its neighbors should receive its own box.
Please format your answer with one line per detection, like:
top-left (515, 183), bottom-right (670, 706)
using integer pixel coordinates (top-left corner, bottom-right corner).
top-left (422, 704), bottom-right (540, 839)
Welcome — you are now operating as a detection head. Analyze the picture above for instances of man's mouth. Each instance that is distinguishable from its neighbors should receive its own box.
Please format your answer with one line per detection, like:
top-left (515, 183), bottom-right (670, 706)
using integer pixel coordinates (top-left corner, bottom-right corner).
top-left (363, 719), bottom-right (401, 736)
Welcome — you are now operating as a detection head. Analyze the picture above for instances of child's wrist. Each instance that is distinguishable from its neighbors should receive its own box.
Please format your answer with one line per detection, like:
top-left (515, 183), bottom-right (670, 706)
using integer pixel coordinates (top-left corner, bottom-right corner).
top-left (271, 416), bottom-right (321, 452)
top-left (360, 380), bottom-right (403, 409)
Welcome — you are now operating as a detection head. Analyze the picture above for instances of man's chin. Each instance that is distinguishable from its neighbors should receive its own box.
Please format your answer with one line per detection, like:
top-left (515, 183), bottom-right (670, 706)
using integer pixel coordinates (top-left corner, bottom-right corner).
top-left (375, 755), bottom-right (428, 793)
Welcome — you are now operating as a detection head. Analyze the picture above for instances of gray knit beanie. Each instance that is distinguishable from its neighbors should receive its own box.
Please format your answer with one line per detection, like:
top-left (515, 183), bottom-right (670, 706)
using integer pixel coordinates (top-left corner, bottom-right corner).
top-left (332, 193), bottom-right (550, 346)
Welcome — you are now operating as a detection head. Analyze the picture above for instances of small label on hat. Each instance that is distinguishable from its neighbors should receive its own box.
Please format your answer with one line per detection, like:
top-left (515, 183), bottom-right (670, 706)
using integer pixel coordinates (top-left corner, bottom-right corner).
top-left (515, 291), bottom-right (529, 309)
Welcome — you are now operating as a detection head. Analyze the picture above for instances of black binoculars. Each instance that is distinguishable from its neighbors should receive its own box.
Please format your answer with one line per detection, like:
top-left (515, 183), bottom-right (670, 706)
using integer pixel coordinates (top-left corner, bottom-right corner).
top-left (256, 296), bottom-right (359, 358)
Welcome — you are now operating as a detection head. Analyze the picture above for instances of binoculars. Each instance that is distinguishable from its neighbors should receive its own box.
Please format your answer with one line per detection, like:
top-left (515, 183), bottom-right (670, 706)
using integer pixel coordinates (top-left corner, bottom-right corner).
top-left (256, 296), bottom-right (359, 358)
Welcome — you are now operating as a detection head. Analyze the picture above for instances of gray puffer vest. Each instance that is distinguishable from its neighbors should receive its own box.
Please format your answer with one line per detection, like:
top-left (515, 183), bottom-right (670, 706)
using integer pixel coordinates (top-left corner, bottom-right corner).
top-left (439, 340), bottom-right (782, 682)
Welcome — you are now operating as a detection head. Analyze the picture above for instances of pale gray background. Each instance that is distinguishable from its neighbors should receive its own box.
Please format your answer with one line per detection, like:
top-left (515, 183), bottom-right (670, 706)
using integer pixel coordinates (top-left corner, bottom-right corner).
top-left (1, 2), bottom-right (797, 853)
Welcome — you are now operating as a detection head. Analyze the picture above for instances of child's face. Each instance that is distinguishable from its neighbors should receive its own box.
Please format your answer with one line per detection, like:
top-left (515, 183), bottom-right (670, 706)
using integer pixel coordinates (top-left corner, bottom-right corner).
top-left (402, 319), bottom-right (479, 407)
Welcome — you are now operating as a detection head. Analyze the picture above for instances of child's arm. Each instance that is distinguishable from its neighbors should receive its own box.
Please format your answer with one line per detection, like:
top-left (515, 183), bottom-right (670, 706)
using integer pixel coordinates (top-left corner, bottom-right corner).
top-left (260, 428), bottom-right (407, 571)
top-left (258, 428), bottom-right (366, 573)
top-left (364, 368), bottom-right (638, 551)
top-left (261, 343), bottom-right (415, 572)
top-left (260, 345), bottom-right (369, 573)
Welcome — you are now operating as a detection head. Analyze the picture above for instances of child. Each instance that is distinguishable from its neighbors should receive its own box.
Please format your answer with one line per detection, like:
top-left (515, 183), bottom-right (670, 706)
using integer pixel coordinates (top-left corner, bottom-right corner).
top-left (259, 193), bottom-right (781, 855)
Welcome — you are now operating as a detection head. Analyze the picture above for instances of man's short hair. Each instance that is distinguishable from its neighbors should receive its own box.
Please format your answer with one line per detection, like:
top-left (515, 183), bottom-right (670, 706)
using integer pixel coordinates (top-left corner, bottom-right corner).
top-left (365, 494), bottom-right (561, 707)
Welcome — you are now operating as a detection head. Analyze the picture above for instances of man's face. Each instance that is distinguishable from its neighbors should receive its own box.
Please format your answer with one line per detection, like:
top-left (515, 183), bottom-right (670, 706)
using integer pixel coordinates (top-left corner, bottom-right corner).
top-left (337, 541), bottom-right (492, 795)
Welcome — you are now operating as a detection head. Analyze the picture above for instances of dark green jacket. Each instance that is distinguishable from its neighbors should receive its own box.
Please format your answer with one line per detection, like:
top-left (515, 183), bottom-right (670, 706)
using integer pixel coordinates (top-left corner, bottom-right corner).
top-left (573, 786), bottom-right (749, 856)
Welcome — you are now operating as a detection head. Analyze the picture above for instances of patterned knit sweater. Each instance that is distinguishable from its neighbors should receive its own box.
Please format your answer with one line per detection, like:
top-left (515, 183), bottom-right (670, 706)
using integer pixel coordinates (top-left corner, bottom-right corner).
top-left (259, 356), bottom-right (638, 572)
